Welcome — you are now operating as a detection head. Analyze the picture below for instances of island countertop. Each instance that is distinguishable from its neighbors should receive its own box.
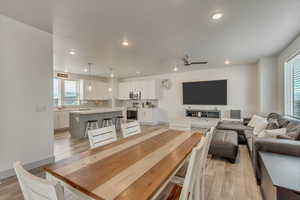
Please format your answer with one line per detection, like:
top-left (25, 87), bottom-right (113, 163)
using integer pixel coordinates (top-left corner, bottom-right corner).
top-left (69, 107), bottom-right (125, 115)
top-left (69, 107), bottom-right (125, 138)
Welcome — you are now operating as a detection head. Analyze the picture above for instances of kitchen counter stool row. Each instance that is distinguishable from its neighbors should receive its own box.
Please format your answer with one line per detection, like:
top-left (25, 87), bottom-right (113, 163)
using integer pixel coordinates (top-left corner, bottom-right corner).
top-left (84, 115), bottom-right (124, 137)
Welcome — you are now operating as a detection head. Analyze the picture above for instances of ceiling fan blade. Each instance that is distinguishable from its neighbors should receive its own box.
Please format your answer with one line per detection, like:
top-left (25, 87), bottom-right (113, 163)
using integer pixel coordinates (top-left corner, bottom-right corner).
top-left (182, 57), bottom-right (190, 65)
top-left (190, 61), bottom-right (208, 65)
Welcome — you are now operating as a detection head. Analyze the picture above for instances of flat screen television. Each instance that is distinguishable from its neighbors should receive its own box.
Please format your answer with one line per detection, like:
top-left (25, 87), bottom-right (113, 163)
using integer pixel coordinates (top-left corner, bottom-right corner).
top-left (182, 80), bottom-right (227, 105)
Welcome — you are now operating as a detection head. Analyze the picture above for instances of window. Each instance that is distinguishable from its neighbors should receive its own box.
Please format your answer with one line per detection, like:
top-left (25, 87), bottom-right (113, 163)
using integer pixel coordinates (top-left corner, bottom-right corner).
top-left (53, 78), bottom-right (61, 106)
top-left (63, 80), bottom-right (80, 105)
top-left (53, 78), bottom-right (80, 106)
top-left (285, 53), bottom-right (300, 119)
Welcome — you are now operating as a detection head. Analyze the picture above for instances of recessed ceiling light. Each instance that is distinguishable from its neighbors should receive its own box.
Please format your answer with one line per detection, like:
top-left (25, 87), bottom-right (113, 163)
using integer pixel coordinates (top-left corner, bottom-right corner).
top-left (173, 67), bottom-right (178, 72)
top-left (212, 13), bottom-right (223, 20)
top-left (108, 87), bottom-right (112, 92)
top-left (69, 50), bottom-right (76, 55)
top-left (121, 40), bottom-right (129, 46)
top-left (225, 59), bottom-right (230, 65)
top-left (84, 68), bottom-right (88, 72)
top-left (110, 73), bottom-right (114, 78)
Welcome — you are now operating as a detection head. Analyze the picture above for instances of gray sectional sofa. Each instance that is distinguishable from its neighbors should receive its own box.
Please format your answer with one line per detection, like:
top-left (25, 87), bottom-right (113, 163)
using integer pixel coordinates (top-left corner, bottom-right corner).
top-left (210, 113), bottom-right (300, 185)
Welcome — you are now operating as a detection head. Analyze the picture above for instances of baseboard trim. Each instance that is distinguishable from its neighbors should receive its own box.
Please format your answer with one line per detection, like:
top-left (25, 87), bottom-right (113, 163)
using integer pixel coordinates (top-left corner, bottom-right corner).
top-left (0, 156), bottom-right (55, 180)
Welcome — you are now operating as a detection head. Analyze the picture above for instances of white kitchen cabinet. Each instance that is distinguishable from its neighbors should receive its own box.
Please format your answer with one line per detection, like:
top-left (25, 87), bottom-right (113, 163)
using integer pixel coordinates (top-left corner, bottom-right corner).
top-left (138, 108), bottom-right (159, 125)
top-left (141, 79), bottom-right (159, 100)
top-left (118, 82), bottom-right (131, 100)
top-left (118, 79), bottom-right (160, 100)
top-left (80, 80), bottom-right (110, 100)
top-left (54, 111), bottom-right (69, 130)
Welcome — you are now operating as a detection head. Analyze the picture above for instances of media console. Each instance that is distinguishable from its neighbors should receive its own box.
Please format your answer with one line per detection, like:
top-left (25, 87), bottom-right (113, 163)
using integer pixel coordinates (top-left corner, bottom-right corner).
top-left (185, 109), bottom-right (221, 119)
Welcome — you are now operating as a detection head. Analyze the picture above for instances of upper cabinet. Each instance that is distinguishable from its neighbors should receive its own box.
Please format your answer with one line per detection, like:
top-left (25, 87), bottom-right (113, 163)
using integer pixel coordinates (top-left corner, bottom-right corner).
top-left (80, 80), bottom-right (110, 100)
top-left (118, 82), bottom-right (131, 100)
top-left (118, 79), bottom-right (160, 100)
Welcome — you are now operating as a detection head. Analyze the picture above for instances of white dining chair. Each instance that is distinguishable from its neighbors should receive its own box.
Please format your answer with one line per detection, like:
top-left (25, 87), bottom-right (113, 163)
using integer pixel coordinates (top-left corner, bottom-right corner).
top-left (13, 162), bottom-right (64, 200)
top-left (121, 121), bottom-right (141, 138)
top-left (195, 126), bottom-right (215, 200)
top-left (167, 126), bottom-right (216, 200)
top-left (88, 125), bottom-right (118, 149)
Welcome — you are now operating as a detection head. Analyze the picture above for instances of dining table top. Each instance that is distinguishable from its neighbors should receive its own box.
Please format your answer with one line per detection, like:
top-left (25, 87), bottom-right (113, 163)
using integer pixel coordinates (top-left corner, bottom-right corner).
top-left (45, 128), bottom-right (203, 200)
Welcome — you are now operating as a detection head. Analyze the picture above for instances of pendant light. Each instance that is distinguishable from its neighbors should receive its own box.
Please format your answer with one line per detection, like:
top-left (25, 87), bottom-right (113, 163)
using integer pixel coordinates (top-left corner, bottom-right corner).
top-left (110, 67), bottom-right (114, 78)
top-left (88, 63), bottom-right (93, 91)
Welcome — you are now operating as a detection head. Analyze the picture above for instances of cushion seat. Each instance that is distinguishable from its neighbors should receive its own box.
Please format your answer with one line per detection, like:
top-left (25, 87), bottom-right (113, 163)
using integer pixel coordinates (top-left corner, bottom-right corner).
top-left (209, 129), bottom-right (239, 163)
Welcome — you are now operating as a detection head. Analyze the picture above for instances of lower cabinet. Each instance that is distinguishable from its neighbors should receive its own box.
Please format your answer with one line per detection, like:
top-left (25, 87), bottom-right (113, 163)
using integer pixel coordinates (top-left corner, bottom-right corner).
top-left (54, 111), bottom-right (70, 130)
top-left (138, 108), bottom-right (159, 125)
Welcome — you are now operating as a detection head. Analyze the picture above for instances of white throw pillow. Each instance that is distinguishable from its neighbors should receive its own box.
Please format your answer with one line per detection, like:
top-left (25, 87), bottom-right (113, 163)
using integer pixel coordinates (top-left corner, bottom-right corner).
top-left (248, 115), bottom-right (265, 128)
top-left (258, 128), bottom-right (287, 138)
top-left (253, 118), bottom-right (268, 135)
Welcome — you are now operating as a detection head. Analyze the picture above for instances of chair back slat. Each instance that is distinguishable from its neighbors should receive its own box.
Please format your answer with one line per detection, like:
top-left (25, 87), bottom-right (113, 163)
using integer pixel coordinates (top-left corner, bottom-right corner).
top-left (179, 138), bottom-right (206, 200)
top-left (88, 125), bottom-right (117, 149)
top-left (195, 126), bottom-right (216, 200)
top-left (121, 121), bottom-right (141, 138)
top-left (179, 126), bottom-right (216, 200)
top-left (14, 162), bottom-right (64, 200)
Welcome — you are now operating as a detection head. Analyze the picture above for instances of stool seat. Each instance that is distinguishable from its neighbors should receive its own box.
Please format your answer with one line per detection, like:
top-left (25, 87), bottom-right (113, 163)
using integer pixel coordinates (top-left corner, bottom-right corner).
top-left (87, 120), bottom-right (98, 122)
top-left (103, 118), bottom-right (113, 120)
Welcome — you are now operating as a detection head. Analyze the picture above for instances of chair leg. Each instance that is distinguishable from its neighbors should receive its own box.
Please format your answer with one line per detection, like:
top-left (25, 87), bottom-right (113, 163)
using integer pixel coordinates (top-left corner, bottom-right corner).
top-left (84, 123), bottom-right (89, 138)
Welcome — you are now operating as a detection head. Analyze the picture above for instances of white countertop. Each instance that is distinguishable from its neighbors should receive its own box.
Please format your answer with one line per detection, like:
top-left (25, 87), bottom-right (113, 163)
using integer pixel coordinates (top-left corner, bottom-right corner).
top-left (69, 107), bottom-right (125, 115)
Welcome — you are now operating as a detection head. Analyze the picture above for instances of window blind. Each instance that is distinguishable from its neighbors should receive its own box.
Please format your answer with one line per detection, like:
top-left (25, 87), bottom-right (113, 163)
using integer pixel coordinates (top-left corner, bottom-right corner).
top-left (64, 80), bottom-right (80, 105)
top-left (293, 56), bottom-right (300, 118)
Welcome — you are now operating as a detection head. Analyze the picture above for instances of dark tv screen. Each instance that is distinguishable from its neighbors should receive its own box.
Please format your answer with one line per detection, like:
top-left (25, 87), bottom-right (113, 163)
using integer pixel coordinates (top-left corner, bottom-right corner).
top-left (182, 80), bottom-right (227, 105)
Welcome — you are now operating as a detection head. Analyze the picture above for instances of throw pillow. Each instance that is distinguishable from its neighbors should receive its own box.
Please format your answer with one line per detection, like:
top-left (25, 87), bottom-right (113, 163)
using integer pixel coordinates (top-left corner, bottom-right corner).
top-left (253, 118), bottom-right (268, 135)
top-left (277, 123), bottom-right (300, 140)
top-left (277, 118), bottom-right (290, 128)
top-left (266, 118), bottom-right (279, 130)
top-left (248, 115), bottom-right (265, 128)
top-left (258, 128), bottom-right (286, 138)
top-left (267, 113), bottom-right (281, 120)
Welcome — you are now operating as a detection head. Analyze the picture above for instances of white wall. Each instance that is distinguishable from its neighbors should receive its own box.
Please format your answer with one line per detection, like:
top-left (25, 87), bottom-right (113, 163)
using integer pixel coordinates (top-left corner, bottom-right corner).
top-left (123, 65), bottom-right (259, 122)
top-left (278, 34), bottom-right (300, 113)
top-left (257, 57), bottom-right (278, 114)
top-left (0, 15), bottom-right (53, 178)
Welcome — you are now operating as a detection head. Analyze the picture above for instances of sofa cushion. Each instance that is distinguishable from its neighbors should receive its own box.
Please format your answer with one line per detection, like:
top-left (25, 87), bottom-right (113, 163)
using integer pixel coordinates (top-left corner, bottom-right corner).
top-left (217, 121), bottom-right (253, 131)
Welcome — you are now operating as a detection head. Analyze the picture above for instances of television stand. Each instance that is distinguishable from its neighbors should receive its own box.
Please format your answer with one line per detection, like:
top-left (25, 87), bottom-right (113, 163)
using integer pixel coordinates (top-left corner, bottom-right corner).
top-left (184, 109), bottom-right (221, 129)
top-left (185, 109), bottom-right (221, 119)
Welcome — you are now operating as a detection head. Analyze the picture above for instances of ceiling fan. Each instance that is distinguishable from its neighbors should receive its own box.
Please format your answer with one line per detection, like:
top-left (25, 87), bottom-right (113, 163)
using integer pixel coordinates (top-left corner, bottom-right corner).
top-left (182, 55), bottom-right (208, 66)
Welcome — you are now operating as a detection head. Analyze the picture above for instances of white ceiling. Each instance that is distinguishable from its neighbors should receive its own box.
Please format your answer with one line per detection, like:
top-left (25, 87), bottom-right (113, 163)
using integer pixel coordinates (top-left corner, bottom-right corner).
top-left (1, 0), bottom-right (300, 78)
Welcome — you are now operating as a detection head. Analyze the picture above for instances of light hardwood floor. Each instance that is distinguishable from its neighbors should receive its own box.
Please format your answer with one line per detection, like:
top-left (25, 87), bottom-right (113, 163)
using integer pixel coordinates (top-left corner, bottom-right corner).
top-left (0, 126), bottom-right (262, 200)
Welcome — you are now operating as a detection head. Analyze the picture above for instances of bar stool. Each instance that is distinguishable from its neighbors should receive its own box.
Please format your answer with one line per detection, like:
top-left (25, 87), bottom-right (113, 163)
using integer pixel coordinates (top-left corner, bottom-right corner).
top-left (102, 118), bottom-right (114, 127)
top-left (85, 120), bottom-right (99, 138)
top-left (115, 116), bottom-right (124, 130)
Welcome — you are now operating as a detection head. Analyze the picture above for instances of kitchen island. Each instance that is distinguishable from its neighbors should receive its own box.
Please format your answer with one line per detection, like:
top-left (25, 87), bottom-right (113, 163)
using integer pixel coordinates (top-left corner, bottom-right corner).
top-left (69, 107), bottom-right (125, 139)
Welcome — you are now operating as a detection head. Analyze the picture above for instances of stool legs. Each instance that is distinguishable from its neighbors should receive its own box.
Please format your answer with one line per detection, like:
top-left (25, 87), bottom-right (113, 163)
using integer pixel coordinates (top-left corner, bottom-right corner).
top-left (85, 121), bottom-right (99, 138)
top-left (101, 119), bottom-right (113, 127)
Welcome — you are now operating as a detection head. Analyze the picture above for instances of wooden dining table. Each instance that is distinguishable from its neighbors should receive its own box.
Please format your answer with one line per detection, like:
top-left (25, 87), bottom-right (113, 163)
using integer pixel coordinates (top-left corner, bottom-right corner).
top-left (45, 128), bottom-right (203, 200)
